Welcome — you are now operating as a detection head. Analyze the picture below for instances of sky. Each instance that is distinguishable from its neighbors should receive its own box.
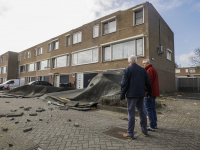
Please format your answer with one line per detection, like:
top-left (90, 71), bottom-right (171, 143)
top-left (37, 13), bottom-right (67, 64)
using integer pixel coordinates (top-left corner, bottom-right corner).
top-left (0, 0), bottom-right (200, 67)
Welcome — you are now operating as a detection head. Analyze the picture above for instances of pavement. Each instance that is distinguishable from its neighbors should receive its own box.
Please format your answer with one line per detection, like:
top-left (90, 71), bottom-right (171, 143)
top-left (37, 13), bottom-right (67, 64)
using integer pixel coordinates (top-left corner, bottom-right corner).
top-left (0, 91), bottom-right (199, 150)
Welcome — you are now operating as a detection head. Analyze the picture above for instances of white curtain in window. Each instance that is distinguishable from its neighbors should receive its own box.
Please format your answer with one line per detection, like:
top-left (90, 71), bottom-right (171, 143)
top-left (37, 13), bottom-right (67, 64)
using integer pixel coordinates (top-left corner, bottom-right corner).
top-left (55, 41), bottom-right (59, 49)
top-left (40, 60), bottom-right (49, 70)
top-left (112, 43), bottom-right (123, 60)
top-left (56, 55), bottom-right (67, 68)
top-left (103, 23), bottom-right (108, 34)
top-left (29, 63), bottom-right (35, 72)
top-left (72, 53), bottom-right (78, 65)
top-left (124, 40), bottom-right (135, 58)
top-left (93, 25), bottom-right (99, 38)
top-left (3, 66), bottom-right (7, 73)
top-left (77, 32), bottom-right (82, 43)
top-left (109, 20), bottom-right (116, 33)
top-left (92, 48), bottom-right (98, 62)
top-left (135, 10), bottom-right (143, 25)
top-left (136, 39), bottom-right (143, 56)
top-left (103, 47), bottom-right (111, 61)
top-left (73, 34), bottom-right (77, 44)
top-left (78, 50), bottom-right (92, 64)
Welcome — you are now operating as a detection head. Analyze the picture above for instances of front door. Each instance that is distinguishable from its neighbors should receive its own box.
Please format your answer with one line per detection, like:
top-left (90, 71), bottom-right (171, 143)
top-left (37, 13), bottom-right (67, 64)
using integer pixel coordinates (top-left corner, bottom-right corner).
top-left (54, 75), bottom-right (60, 87)
top-left (76, 73), bottom-right (83, 89)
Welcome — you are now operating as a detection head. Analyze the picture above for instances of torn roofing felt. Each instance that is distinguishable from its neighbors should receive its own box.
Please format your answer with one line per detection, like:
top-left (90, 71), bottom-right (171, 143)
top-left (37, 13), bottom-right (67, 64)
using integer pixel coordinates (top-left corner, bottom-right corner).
top-left (46, 70), bottom-right (123, 102)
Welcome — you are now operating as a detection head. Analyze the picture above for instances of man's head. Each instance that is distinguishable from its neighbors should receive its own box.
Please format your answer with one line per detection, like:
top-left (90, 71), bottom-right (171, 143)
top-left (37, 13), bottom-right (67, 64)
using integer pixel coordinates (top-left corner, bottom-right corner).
top-left (142, 59), bottom-right (151, 68)
top-left (128, 55), bottom-right (137, 65)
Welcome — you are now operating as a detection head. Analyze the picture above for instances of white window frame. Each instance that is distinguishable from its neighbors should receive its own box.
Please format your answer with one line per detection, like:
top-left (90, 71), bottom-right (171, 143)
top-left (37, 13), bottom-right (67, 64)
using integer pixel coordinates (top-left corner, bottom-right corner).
top-left (38, 46), bottom-right (43, 55)
top-left (27, 51), bottom-right (31, 59)
top-left (19, 65), bottom-right (26, 73)
top-left (167, 49), bottom-right (172, 61)
top-left (93, 24), bottom-right (99, 38)
top-left (2, 66), bottom-right (7, 74)
top-left (52, 39), bottom-right (59, 51)
top-left (51, 54), bottom-right (70, 69)
top-left (185, 69), bottom-right (188, 73)
top-left (101, 16), bottom-right (116, 35)
top-left (101, 35), bottom-right (145, 62)
top-left (66, 34), bottom-right (70, 46)
top-left (175, 69), bottom-right (180, 73)
top-left (72, 46), bottom-right (99, 66)
top-left (73, 31), bottom-right (82, 44)
top-left (26, 63), bottom-right (36, 72)
top-left (34, 49), bottom-right (37, 56)
top-left (190, 68), bottom-right (195, 73)
top-left (47, 43), bottom-right (51, 52)
top-left (37, 59), bottom-right (50, 71)
top-left (132, 5), bottom-right (144, 26)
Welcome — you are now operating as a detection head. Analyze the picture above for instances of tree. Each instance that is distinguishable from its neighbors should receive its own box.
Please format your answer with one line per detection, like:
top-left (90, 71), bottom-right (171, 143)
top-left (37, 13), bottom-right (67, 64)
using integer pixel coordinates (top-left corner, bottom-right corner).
top-left (175, 62), bottom-right (179, 68)
top-left (189, 48), bottom-right (200, 67)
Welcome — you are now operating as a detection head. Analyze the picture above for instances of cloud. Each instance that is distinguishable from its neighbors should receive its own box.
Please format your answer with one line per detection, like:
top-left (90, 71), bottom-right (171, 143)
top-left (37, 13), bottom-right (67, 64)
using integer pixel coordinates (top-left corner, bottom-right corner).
top-left (176, 51), bottom-right (194, 67)
top-left (0, 5), bottom-right (9, 15)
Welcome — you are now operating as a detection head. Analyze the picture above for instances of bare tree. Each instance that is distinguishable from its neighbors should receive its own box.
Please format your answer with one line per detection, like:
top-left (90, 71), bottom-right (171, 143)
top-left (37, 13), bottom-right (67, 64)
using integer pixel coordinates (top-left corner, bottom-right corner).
top-left (189, 48), bottom-right (200, 67)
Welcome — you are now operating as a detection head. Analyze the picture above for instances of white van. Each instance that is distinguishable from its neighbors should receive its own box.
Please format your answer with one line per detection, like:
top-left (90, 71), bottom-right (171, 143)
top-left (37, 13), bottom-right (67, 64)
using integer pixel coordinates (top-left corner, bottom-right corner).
top-left (0, 79), bottom-right (25, 90)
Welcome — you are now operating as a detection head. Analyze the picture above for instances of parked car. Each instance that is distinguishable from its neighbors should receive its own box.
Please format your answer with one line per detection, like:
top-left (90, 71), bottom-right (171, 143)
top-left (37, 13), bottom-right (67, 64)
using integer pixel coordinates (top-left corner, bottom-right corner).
top-left (27, 81), bottom-right (53, 86)
top-left (0, 79), bottom-right (25, 90)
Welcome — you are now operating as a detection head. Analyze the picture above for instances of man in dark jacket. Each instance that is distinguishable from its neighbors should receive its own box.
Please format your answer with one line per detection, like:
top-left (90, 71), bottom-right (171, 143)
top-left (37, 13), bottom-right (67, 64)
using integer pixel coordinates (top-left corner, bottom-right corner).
top-left (142, 59), bottom-right (160, 131)
top-left (120, 55), bottom-right (152, 139)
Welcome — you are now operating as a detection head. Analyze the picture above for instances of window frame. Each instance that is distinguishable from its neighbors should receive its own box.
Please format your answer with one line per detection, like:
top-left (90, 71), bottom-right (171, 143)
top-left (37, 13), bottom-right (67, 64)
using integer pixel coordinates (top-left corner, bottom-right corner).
top-left (37, 46), bottom-right (43, 55)
top-left (27, 51), bottom-right (31, 59)
top-left (101, 16), bottom-right (116, 35)
top-left (26, 63), bottom-right (36, 72)
top-left (167, 49), bottom-right (172, 61)
top-left (66, 34), bottom-right (70, 46)
top-left (47, 43), bottom-right (51, 52)
top-left (93, 24), bottom-right (99, 38)
top-left (132, 5), bottom-right (144, 26)
top-left (175, 69), bottom-right (180, 73)
top-left (73, 31), bottom-right (82, 44)
top-left (37, 59), bottom-right (50, 71)
top-left (189, 68), bottom-right (195, 73)
top-left (51, 54), bottom-right (70, 69)
top-left (52, 40), bottom-right (59, 51)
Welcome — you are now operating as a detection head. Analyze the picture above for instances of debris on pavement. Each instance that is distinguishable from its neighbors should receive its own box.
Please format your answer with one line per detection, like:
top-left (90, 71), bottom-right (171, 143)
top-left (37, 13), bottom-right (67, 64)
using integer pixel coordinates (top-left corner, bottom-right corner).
top-left (6, 112), bottom-right (23, 117)
top-left (29, 113), bottom-right (37, 116)
top-left (74, 123), bottom-right (79, 127)
top-left (36, 108), bottom-right (45, 112)
top-left (23, 127), bottom-right (32, 132)
top-left (2, 127), bottom-right (8, 131)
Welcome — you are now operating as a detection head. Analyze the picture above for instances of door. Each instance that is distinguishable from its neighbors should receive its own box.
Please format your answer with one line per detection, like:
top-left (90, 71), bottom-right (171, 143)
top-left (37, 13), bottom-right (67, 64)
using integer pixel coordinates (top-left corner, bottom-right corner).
top-left (54, 75), bottom-right (60, 87)
top-left (84, 73), bottom-right (98, 88)
top-left (76, 73), bottom-right (83, 89)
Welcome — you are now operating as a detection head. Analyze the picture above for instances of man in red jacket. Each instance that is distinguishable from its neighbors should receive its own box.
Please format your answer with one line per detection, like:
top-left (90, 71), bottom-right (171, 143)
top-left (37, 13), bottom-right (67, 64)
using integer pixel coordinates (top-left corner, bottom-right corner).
top-left (142, 59), bottom-right (160, 131)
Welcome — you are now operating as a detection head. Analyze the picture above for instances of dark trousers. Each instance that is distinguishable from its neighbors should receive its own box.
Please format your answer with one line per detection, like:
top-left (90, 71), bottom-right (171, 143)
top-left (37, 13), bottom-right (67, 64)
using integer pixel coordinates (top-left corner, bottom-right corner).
top-left (127, 97), bottom-right (147, 137)
top-left (144, 97), bottom-right (157, 129)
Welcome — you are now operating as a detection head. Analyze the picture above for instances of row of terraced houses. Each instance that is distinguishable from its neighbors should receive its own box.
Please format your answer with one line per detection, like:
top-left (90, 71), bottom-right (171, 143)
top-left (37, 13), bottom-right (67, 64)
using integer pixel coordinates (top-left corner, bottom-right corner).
top-left (0, 2), bottom-right (175, 91)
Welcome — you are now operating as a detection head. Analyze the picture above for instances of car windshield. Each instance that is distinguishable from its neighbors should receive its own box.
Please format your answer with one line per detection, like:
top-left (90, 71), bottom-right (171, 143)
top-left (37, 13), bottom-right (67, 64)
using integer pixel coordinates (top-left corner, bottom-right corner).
top-left (2, 81), bottom-right (13, 84)
top-left (27, 81), bottom-right (35, 85)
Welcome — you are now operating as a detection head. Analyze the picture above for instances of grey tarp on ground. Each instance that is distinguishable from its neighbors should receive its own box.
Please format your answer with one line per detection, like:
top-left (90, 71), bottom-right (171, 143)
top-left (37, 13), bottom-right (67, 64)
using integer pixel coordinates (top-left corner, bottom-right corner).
top-left (45, 70), bottom-right (123, 102)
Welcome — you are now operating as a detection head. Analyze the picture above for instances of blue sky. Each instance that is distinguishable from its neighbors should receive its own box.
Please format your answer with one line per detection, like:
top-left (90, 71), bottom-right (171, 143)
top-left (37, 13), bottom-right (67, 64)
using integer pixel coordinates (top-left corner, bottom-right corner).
top-left (0, 0), bottom-right (200, 67)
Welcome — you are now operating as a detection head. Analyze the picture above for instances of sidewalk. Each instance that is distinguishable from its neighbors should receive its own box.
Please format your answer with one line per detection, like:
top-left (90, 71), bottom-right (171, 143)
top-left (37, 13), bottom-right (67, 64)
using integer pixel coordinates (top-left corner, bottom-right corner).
top-left (0, 94), bottom-right (199, 150)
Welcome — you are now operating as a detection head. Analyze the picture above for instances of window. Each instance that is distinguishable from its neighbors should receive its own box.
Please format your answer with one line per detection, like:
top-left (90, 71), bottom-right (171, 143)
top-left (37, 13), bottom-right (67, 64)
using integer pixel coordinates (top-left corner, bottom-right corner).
top-left (18, 55), bottom-right (21, 61)
top-left (93, 25), bottom-right (99, 38)
top-left (1, 56), bottom-right (4, 63)
top-left (27, 51), bottom-right (31, 58)
top-left (37, 59), bottom-right (50, 71)
top-left (52, 55), bottom-right (70, 68)
top-left (26, 63), bottom-right (36, 72)
top-left (34, 49), bottom-right (37, 56)
top-left (133, 5), bottom-right (144, 26)
top-left (0, 67), bottom-right (1, 74)
top-left (175, 69), bottom-right (180, 73)
top-left (52, 40), bottom-right (59, 51)
top-left (73, 32), bottom-right (82, 44)
top-left (2, 66), bottom-right (7, 74)
top-left (19, 65), bottom-right (25, 73)
top-left (6, 54), bottom-right (8, 61)
top-left (72, 47), bottom-right (98, 66)
top-left (47, 43), bottom-right (51, 52)
top-left (167, 49), bottom-right (172, 61)
top-left (66, 35), bottom-right (70, 46)
top-left (24, 52), bottom-right (26, 59)
top-left (190, 68), bottom-right (195, 73)
top-left (185, 69), bottom-right (188, 73)
top-left (38, 47), bottom-right (43, 55)
top-left (102, 38), bottom-right (143, 62)
top-left (102, 18), bottom-right (116, 35)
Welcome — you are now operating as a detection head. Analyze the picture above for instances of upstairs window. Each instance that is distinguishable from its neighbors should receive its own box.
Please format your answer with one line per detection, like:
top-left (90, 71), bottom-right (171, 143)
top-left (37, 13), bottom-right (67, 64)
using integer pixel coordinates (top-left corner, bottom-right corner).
top-left (102, 17), bottom-right (116, 35)
top-left (0, 67), bottom-right (1, 74)
top-left (52, 54), bottom-right (70, 69)
top-left (24, 52), bottom-right (26, 59)
top-left (167, 49), bottom-right (172, 61)
top-left (27, 51), bottom-right (31, 58)
top-left (34, 49), bottom-right (37, 56)
top-left (93, 25), bottom-right (99, 38)
top-left (73, 32), bottom-right (82, 44)
top-left (190, 68), bottom-right (195, 73)
top-left (38, 47), bottom-right (43, 55)
top-left (66, 35), bottom-right (70, 46)
top-left (175, 69), bottom-right (180, 73)
top-left (6, 54), bottom-right (8, 61)
top-left (0, 56), bottom-right (4, 63)
top-left (2, 66), bottom-right (7, 74)
top-left (52, 40), bottom-right (59, 50)
top-left (133, 5), bottom-right (144, 26)
top-left (37, 59), bottom-right (50, 71)
top-left (26, 63), bottom-right (36, 72)
top-left (47, 43), bottom-right (51, 52)
top-left (19, 65), bottom-right (25, 73)
top-left (185, 69), bottom-right (188, 73)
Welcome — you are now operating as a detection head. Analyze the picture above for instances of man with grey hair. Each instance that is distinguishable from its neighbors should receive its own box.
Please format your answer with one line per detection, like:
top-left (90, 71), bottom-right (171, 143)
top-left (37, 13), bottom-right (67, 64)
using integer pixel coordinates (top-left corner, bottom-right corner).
top-left (120, 55), bottom-right (152, 139)
top-left (142, 59), bottom-right (160, 131)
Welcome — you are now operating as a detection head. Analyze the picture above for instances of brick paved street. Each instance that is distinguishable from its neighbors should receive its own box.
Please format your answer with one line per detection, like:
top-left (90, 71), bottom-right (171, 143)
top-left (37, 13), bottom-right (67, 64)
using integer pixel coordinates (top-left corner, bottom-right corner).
top-left (0, 93), bottom-right (200, 150)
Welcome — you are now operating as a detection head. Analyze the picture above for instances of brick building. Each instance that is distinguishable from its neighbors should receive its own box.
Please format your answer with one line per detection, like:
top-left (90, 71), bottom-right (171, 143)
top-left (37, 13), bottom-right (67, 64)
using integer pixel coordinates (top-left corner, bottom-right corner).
top-left (0, 2), bottom-right (175, 91)
top-left (175, 67), bottom-right (200, 77)
top-left (0, 51), bottom-right (18, 83)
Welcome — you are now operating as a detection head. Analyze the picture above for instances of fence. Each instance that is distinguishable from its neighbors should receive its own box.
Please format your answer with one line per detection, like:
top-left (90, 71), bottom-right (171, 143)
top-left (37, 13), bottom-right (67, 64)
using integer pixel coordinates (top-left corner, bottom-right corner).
top-left (176, 77), bottom-right (200, 92)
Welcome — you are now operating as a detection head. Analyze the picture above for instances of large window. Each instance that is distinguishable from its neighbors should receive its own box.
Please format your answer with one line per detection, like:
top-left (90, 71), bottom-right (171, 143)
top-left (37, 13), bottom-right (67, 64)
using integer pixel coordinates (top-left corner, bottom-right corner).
top-left (52, 55), bottom-right (69, 68)
top-left (52, 40), bottom-right (59, 50)
top-left (133, 6), bottom-right (144, 26)
top-left (66, 35), bottom-right (70, 46)
top-left (102, 38), bottom-right (143, 62)
top-left (72, 47), bottom-right (98, 66)
top-left (167, 49), bottom-right (172, 61)
top-left (102, 19), bottom-right (116, 35)
top-left (190, 68), bottom-right (195, 73)
top-left (38, 47), bottom-right (43, 55)
top-left (37, 59), bottom-right (50, 71)
top-left (73, 32), bottom-right (82, 44)
top-left (19, 65), bottom-right (25, 73)
top-left (93, 25), bottom-right (99, 38)
top-left (175, 69), bottom-right (180, 73)
top-left (27, 63), bottom-right (35, 72)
